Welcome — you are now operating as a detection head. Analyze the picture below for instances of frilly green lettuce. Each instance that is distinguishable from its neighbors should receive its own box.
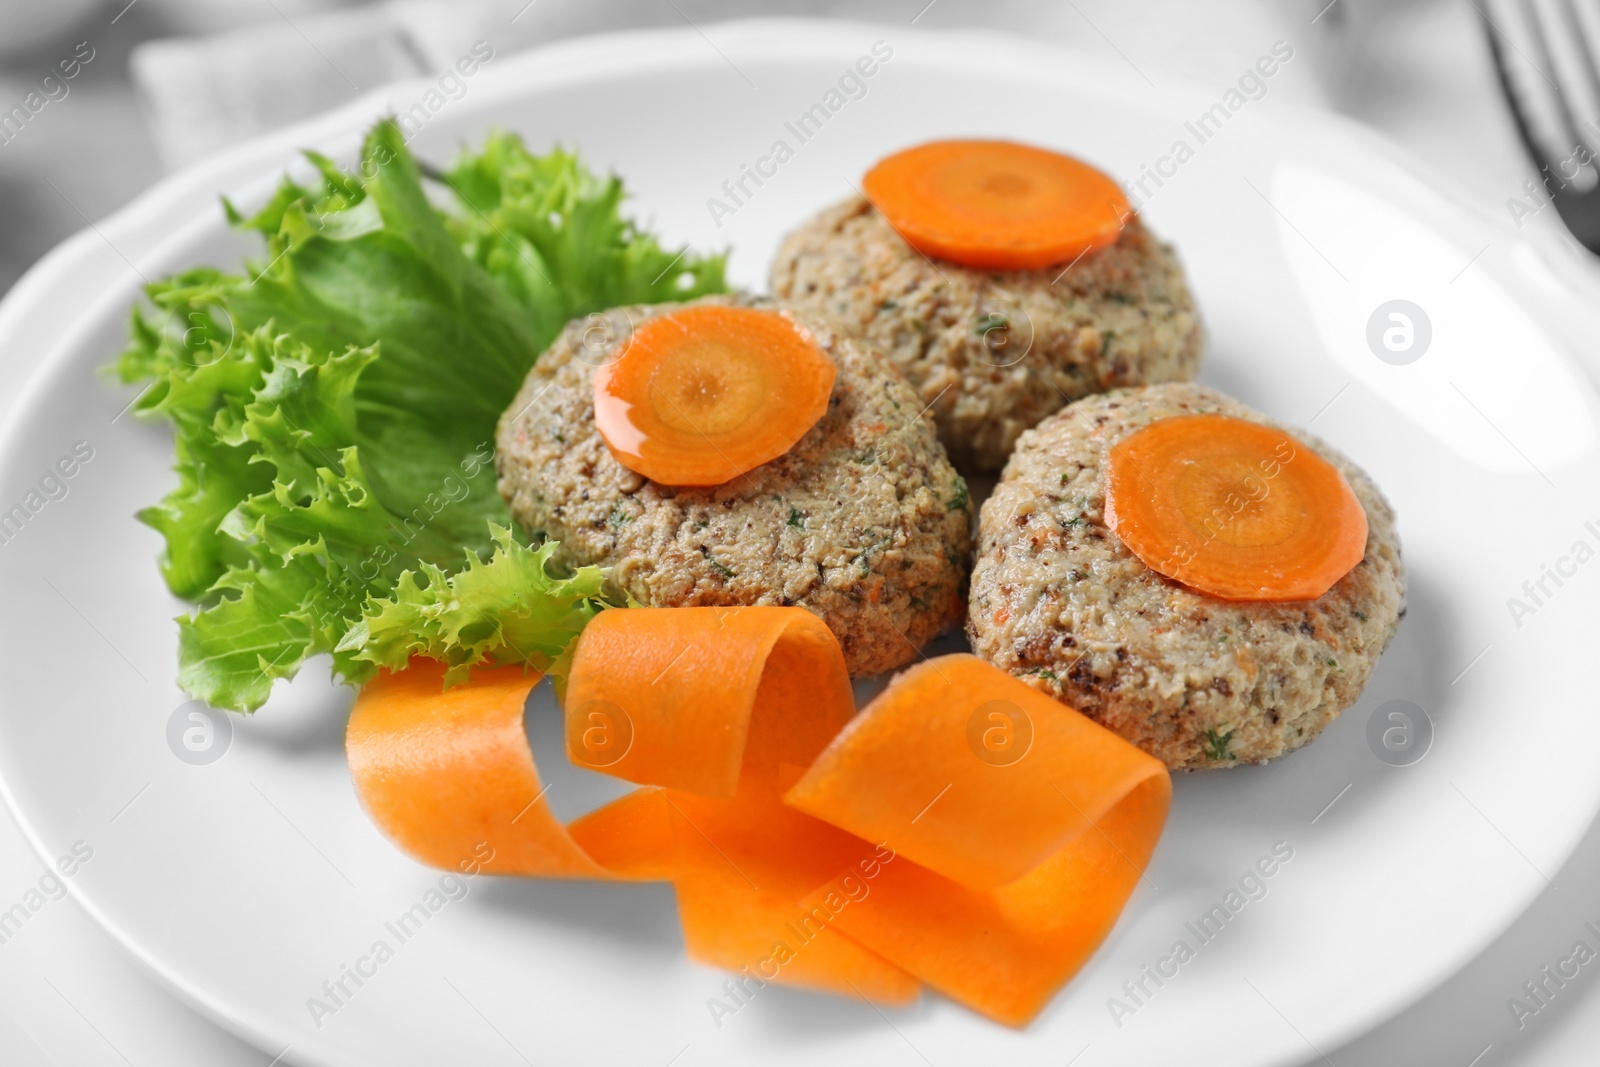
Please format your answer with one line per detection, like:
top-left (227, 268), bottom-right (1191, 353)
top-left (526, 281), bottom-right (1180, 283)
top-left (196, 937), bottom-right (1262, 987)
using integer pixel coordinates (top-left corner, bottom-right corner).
top-left (115, 119), bottom-right (725, 710)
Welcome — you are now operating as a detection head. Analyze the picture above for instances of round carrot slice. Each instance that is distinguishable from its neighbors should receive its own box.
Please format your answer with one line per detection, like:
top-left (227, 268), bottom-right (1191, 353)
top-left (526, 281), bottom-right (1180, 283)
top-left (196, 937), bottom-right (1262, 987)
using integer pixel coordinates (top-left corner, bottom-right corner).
top-left (861, 140), bottom-right (1130, 271)
top-left (1104, 414), bottom-right (1368, 601)
top-left (593, 306), bottom-right (836, 486)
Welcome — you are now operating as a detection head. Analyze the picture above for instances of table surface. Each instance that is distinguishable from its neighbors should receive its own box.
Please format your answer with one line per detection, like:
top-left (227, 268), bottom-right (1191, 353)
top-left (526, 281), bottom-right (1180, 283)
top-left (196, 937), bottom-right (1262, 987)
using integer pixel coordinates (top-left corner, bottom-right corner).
top-left (1, 1), bottom-right (1598, 1064)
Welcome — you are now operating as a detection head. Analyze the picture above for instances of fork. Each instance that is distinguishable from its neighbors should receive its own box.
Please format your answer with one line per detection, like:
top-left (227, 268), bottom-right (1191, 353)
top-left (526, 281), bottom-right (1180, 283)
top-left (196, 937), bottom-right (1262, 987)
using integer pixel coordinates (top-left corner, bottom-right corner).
top-left (1483, 0), bottom-right (1600, 251)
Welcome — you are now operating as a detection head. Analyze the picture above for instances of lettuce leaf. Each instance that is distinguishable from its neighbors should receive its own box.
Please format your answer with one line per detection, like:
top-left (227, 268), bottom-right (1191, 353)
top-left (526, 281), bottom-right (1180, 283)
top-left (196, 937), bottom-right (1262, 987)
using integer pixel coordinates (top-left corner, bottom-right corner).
top-left (445, 132), bottom-right (725, 316)
top-left (117, 119), bottom-right (726, 711)
top-left (337, 528), bottom-right (608, 686)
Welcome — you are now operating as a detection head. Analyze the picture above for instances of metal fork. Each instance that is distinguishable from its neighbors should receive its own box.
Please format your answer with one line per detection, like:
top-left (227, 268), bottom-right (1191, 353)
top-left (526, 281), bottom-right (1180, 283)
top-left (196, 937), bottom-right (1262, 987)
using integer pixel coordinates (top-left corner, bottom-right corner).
top-left (1483, 0), bottom-right (1600, 250)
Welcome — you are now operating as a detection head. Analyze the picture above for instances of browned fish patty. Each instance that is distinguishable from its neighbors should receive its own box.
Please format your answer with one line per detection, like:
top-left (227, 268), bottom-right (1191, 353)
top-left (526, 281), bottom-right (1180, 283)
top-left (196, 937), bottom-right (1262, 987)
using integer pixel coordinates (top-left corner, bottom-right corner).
top-left (967, 383), bottom-right (1405, 769)
top-left (771, 196), bottom-right (1204, 472)
top-left (496, 295), bottom-right (973, 677)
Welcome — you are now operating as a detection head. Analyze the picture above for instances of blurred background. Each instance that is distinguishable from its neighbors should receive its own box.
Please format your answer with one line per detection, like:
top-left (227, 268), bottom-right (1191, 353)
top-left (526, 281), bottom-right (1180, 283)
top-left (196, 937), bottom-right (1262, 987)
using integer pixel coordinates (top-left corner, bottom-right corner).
top-left (0, 0), bottom-right (1578, 296)
top-left (1, 1), bottom-right (1598, 1064)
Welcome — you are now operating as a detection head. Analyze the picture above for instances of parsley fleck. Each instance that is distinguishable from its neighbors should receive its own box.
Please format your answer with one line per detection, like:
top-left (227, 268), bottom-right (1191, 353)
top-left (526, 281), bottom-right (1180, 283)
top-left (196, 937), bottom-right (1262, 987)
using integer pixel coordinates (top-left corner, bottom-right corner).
top-left (1202, 727), bottom-right (1236, 762)
top-left (787, 506), bottom-right (805, 528)
top-left (947, 477), bottom-right (970, 512)
top-left (974, 311), bottom-right (1009, 338)
top-left (708, 559), bottom-right (736, 579)
top-left (1034, 668), bottom-right (1058, 681)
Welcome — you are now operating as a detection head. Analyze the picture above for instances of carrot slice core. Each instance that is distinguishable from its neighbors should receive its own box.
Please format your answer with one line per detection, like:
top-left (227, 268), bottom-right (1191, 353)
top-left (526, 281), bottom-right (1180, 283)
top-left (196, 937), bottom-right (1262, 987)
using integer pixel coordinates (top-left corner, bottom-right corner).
top-left (1104, 413), bottom-right (1369, 602)
top-left (593, 306), bottom-right (836, 486)
top-left (862, 139), bottom-right (1130, 271)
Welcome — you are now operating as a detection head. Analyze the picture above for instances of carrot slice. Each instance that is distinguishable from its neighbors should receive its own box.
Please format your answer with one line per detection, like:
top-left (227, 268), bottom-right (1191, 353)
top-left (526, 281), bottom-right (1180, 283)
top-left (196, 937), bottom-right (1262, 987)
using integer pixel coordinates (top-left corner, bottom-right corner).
top-left (862, 140), bottom-right (1130, 271)
top-left (593, 306), bottom-right (836, 487)
top-left (784, 654), bottom-right (1170, 1025)
top-left (565, 605), bottom-right (917, 1001)
top-left (350, 610), bottom-right (1170, 1025)
top-left (563, 606), bottom-right (855, 798)
top-left (666, 791), bottom-right (920, 1004)
top-left (786, 654), bottom-right (1167, 889)
top-left (346, 659), bottom-right (611, 878)
top-left (796, 772), bottom-right (1168, 1026)
top-left (1103, 414), bottom-right (1369, 601)
top-left (567, 788), bottom-right (676, 880)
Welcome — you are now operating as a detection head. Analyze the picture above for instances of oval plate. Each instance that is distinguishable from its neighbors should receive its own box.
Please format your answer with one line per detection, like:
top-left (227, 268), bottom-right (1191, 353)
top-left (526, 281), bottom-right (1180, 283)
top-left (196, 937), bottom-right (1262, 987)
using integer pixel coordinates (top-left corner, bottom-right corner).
top-left (0, 18), bottom-right (1597, 1067)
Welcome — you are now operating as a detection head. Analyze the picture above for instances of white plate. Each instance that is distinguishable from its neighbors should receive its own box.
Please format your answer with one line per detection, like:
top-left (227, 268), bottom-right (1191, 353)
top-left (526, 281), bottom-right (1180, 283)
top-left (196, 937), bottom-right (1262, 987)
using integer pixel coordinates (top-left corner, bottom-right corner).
top-left (2, 19), bottom-right (1598, 1067)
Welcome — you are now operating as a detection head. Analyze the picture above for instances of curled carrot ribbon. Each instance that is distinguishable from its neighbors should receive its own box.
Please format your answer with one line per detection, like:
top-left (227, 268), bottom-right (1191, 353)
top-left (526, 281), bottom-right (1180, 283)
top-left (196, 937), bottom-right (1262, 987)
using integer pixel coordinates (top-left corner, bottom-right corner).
top-left (346, 607), bottom-right (1170, 1025)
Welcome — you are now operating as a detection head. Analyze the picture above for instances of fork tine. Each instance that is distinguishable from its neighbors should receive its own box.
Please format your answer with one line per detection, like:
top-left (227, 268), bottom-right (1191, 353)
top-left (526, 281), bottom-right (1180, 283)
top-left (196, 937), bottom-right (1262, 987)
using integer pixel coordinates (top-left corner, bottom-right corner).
top-left (1486, 0), bottom-right (1600, 250)
top-left (1479, 0), bottom-right (1565, 95)
top-left (1523, 0), bottom-right (1585, 157)
top-left (1558, 0), bottom-right (1600, 145)
top-left (1483, 1), bottom-right (1558, 173)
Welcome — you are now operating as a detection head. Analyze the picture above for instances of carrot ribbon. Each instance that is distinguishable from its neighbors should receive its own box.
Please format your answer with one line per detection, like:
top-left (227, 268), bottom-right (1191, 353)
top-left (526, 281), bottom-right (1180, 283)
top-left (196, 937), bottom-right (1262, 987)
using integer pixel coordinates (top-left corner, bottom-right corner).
top-left (346, 607), bottom-right (1170, 1025)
